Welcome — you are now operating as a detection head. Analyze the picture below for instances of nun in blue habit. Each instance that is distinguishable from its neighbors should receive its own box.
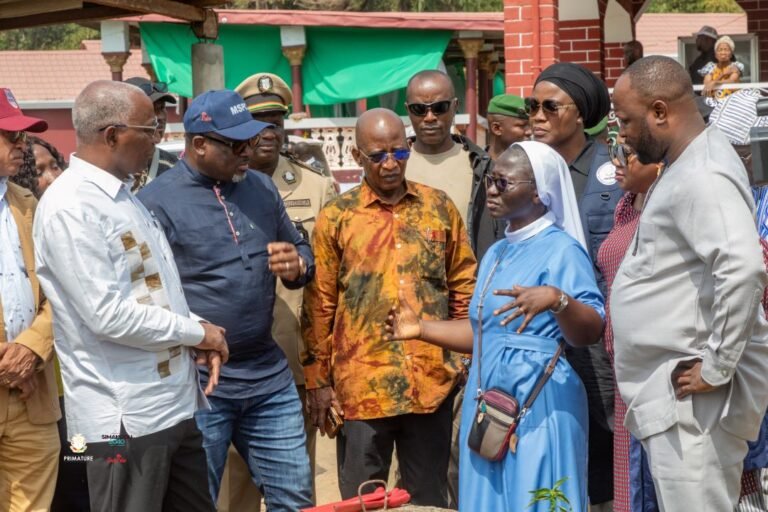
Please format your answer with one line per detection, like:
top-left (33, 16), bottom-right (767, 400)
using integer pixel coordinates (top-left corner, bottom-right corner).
top-left (386, 141), bottom-right (605, 511)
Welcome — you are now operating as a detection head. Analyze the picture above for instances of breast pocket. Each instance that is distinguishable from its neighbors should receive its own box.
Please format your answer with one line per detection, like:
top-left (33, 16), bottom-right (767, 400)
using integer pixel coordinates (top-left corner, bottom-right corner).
top-left (419, 228), bottom-right (447, 284)
top-left (621, 221), bottom-right (656, 280)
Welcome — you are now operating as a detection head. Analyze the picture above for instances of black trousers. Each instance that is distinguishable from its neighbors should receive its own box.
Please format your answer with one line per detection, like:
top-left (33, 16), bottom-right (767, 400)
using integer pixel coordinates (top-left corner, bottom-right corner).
top-left (336, 388), bottom-right (456, 507)
top-left (86, 418), bottom-right (214, 512)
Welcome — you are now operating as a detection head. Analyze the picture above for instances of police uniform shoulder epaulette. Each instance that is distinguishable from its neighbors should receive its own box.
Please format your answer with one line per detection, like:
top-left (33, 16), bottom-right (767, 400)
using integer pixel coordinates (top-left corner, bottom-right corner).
top-left (280, 150), bottom-right (325, 176)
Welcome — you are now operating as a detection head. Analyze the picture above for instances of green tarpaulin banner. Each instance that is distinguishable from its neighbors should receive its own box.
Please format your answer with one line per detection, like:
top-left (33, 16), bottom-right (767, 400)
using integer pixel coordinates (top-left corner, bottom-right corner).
top-left (140, 23), bottom-right (451, 107)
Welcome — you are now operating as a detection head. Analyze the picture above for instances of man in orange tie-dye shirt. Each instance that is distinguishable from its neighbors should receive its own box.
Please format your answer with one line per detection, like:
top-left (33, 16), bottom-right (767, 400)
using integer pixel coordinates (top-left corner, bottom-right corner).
top-left (302, 109), bottom-right (476, 507)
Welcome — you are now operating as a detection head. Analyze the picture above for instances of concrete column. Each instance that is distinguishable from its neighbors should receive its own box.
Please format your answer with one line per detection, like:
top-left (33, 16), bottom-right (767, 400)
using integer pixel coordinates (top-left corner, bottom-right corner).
top-left (458, 36), bottom-right (484, 143)
top-left (192, 43), bottom-right (225, 96)
top-left (478, 49), bottom-right (496, 115)
top-left (282, 46), bottom-right (307, 115)
top-left (101, 20), bottom-right (130, 81)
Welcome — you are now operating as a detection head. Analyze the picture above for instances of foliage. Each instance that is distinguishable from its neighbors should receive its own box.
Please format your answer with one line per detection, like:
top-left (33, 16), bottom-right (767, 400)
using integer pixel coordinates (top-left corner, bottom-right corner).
top-left (647, 0), bottom-right (743, 13)
top-left (0, 24), bottom-right (99, 51)
top-left (527, 477), bottom-right (573, 512)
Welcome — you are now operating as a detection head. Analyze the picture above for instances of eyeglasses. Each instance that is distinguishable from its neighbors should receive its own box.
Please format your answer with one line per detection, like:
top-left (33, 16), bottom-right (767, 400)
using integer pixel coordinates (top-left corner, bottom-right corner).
top-left (357, 148), bottom-right (411, 164)
top-left (1, 130), bottom-right (27, 144)
top-left (136, 81), bottom-right (169, 97)
top-left (99, 120), bottom-right (160, 135)
top-left (406, 99), bottom-right (454, 117)
top-left (609, 142), bottom-right (636, 168)
top-left (484, 174), bottom-right (534, 192)
top-left (203, 133), bottom-right (260, 154)
top-left (524, 98), bottom-right (578, 116)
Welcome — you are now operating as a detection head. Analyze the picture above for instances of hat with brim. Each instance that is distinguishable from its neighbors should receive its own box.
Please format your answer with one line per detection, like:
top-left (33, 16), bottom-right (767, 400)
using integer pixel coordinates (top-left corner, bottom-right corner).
top-left (184, 89), bottom-right (273, 141)
top-left (0, 88), bottom-right (48, 132)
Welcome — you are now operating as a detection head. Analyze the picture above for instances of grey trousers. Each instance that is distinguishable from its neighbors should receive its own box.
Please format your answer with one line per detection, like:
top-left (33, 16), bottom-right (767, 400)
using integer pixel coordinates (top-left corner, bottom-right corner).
top-left (641, 396), bottom-right (748, 512)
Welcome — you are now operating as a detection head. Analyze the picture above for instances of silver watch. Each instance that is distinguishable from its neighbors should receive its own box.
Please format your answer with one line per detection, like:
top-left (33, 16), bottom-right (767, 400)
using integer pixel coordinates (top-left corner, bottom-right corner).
top-left (550, 290), bottom-right (569, 314)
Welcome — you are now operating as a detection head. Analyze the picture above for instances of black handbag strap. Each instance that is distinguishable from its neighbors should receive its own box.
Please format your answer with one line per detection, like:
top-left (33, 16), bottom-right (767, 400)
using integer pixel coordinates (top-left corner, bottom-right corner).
top-left (474, 248), bottom-right (566, 422)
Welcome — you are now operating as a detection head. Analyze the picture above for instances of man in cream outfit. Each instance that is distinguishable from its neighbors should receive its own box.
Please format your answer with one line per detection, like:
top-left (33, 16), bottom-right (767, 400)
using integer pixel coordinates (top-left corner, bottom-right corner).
top-left (611, 56), bottom-right (768, 511)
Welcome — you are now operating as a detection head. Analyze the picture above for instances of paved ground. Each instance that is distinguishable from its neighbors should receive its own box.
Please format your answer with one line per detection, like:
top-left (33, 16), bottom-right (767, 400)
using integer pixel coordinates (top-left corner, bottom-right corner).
top-left (314, 433), bottom-right (342, 505)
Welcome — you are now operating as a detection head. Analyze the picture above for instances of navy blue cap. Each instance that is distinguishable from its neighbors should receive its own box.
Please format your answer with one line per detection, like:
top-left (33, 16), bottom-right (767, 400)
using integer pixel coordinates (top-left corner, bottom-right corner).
top-left (184, 89), bottom-right (272, 141)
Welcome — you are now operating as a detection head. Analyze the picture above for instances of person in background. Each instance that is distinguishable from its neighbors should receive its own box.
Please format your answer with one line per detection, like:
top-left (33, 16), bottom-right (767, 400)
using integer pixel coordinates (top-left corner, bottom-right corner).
top-left (11, 136), bottom-right (66, 198)
top-left (529, 61), bottom-right (619, 511)
top-left (124, 77), bottom-right (178, 190)
top-left (688, 25), bottom-right (718, 86)
top-left (702, 36), bottom-right (744, 100)
top-left (596, 141), bottom-right (661, 512)
top-left (486, 93), bottom-right (531, 160)
top-left (0, 87), bottom-right (61, 512)
top-left (405, 69), bottom-right (498, 260)
top-left (303, 108), bottom-right (476, 507)
top-left (623, 41), bottom-right (644, 68)
top-left (138, 89), bottom-right (314, 511)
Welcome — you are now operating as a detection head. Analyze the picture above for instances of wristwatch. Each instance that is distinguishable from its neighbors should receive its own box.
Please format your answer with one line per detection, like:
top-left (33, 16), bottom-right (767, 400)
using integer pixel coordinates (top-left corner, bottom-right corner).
top-left (550, 289), bottom-right (569, 314)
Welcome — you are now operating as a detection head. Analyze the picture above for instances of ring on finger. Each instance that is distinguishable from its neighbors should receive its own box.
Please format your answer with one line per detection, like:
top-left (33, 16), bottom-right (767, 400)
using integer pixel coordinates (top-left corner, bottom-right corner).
top-left (284, 261), bottom-right (290, 271)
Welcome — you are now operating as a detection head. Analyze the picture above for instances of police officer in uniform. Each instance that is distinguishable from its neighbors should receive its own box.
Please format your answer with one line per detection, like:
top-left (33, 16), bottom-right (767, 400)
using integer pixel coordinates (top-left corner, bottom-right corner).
top-left (213, 73), bottom-right (335, 512)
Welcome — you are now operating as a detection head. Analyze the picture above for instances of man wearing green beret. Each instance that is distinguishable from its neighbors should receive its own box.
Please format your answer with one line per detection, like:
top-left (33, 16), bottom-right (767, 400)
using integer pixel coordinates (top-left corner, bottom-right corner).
top-left (486, 93), bottom-right (531, 160)
top-left (214, 73), bottom-right (335, 512)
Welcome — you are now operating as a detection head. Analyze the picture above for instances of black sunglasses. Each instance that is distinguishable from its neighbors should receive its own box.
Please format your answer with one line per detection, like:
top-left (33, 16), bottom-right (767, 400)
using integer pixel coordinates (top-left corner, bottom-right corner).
top-left (406, 99), bottom-right (454, 117)
top-left (484, 174), bottom-right (534, 192)
top-left (136, 81), bottom-right (169, 96)
top-left (1, 130), bottom-right (27, 144)
top-left (203, 133), bottom-right (259, 154)
top-left (609, 142), bottom-right (635, 168)
top-left (358, 148), bottom-right (411, 164)
top-left (524, 97), bottom-right (577, 116)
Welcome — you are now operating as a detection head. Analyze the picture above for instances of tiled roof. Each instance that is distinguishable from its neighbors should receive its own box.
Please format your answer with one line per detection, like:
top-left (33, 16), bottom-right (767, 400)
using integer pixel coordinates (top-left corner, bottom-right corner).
top-left (0, 40), bottom-right (148, 102)
top-left (636, 13), bottom-right (747, 56)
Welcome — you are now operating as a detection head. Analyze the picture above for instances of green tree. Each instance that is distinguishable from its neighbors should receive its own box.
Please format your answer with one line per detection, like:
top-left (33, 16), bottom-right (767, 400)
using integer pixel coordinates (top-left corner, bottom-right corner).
top-left (0, 24), bottom-right (99, 51)
top-left (647, 0), bottom-right (742, 13)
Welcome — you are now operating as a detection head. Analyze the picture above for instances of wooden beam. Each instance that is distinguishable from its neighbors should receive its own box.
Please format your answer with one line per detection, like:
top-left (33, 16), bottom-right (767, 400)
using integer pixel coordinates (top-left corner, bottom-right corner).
top-left (0, 6), bottom-right (132, 30)
top-left (0, 0), bottom-right (83, 19)
top-left (87, 0), bottom-right (206, 21)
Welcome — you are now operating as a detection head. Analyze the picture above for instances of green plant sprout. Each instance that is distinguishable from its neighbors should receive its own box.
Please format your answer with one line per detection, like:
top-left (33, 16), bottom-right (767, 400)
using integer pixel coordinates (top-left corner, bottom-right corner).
top-left (527, 477), bottom-right (573, 512)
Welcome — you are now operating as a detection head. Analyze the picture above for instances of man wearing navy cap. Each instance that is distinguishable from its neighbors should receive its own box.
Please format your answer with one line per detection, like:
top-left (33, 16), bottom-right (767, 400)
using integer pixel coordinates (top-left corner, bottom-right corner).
top-left (0, 88), bottom-right (61, 511)
top-left (138, 89), bottom-right (314, 511)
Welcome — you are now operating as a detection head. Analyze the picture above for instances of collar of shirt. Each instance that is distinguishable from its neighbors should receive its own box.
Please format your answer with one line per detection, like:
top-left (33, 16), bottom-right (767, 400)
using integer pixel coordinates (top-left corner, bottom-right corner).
top-left (0, 177), bottom-right (7, 202)
top-left (569, 138), bottom-right (597, 178)
top-left (68, 155), bottom-right (128, 199)
top-left (360, 178), bottom-right (420, 208)
top-left (178, 158), bottom-right (238, 193)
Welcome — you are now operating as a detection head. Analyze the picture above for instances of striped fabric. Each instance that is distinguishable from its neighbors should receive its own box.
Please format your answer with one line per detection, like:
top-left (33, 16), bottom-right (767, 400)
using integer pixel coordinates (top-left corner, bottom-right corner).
top-left (708, 89), bottom-right (768, 145)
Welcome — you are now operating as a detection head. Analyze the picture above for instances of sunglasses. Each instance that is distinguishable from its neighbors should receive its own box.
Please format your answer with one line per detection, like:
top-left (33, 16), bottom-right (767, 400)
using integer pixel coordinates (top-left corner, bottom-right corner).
top-left (358, 148), bottom-right (411, 164)
top-left (524, 98), bottom-right (578, 116)
top-left (1, 130), bottom-right (27, 144)
top-left (406, 99), bottom-right (454, 117)
top-left (203, 133), bottom-right (260, 154)
top-left (136, 81), bottom-right (169, 96)
top-left (609, 143), bottom-right (636, 168)
top-left (484, 174), bottom-right (534, 192)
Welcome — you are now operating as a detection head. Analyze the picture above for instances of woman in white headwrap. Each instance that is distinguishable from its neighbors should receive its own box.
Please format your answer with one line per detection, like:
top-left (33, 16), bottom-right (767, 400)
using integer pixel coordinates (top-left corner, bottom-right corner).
top-left (386, 141), bottom-right (604, 511)
top-left (702, 35), bottom-right (744, 99)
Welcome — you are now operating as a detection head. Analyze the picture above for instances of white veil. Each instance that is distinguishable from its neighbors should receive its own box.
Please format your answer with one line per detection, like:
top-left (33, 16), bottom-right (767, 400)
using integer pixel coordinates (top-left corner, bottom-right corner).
top-left (511, 140), bottom-right (588, 250)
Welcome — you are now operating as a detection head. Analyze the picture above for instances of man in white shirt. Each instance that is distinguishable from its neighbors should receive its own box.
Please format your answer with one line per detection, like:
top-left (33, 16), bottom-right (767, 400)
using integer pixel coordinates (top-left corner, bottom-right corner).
top-left (612, 56), bottom-right (768, 510)
top-left (33, 80), bottom-right (229, 512)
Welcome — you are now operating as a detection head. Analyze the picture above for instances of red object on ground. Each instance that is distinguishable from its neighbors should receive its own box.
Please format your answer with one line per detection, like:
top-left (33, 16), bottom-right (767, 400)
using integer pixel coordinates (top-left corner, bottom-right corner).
top-left (301, 487), bottom-right (411, 512)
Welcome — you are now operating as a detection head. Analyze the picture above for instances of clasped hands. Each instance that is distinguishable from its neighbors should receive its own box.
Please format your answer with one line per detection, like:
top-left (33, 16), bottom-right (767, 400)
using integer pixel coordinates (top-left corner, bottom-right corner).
top-left (268, 242), bottom-right (304, 281)
top-left (385, 285), bottom-right (563, 340)
top-left (194, 322), bottom-right (230, 396)
top-left (0, 342), bottom-right (41, 400)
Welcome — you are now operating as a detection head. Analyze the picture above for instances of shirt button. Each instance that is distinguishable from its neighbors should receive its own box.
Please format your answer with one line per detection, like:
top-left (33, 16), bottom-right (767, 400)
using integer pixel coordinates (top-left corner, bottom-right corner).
top-left (229, 212), bottom-right (234, 217)
top-left (394, 213), bottom-right (399, 219)
top-left (396, 243), bottom-right (402, 249)
top-left (235, 231), bottom-right (240, 236)
top-left (405, 355), bottom-right (412, 360)
top-left (721, 369), bottom-right (729, 377)
top-left (400, 279), bottom-right (405, 284)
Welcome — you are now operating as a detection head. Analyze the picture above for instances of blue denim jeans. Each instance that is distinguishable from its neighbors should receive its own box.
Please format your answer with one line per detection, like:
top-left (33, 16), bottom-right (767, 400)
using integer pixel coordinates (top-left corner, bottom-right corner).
top-left (194, 383), bottom-right (312, 511)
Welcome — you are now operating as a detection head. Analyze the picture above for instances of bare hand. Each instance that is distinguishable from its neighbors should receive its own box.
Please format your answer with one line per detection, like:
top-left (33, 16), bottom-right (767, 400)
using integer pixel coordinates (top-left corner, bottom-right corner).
top-left (195, 323), bottom-right (229, 364)
top-left (0, 343), bottom-right (41, 388)
top-left (385, 290), bottom-right (422, 341)
top-left (672, 359), bottom-right (717, 399)
top-left (14, 374), bottom-right (37, 400)
top-left (493, 285), bottom-right (561, 333)
top-left (307, 386), bottom-right (343, 437)
top-left (268, 242), bottom-right (302, 281)
top-left (194, 349), bottom-right (222, 396)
